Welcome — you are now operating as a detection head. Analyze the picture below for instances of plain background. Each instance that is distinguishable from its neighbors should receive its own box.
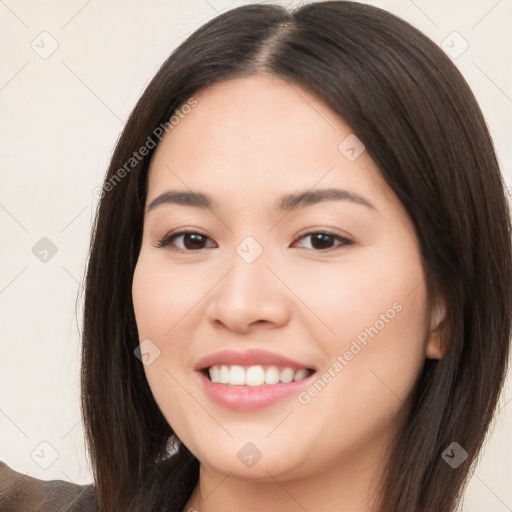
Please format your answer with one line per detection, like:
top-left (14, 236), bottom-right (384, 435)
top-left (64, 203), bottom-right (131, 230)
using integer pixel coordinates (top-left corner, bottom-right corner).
top-left (0, 0), bottom-right (511, 510)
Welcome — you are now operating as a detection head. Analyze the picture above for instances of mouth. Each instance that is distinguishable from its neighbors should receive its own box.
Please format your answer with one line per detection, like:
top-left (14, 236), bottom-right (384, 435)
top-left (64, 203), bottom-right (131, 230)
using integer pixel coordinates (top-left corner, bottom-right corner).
top-left (200, 364), bottom-right (316, 387)
top-left (194, 349), bottom-right (318, 409)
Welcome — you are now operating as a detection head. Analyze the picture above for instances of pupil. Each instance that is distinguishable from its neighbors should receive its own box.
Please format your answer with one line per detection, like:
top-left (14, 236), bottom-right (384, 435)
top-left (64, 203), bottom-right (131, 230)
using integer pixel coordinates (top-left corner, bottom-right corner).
top-left (185, 233), bottom-right (205, 250)
top-left (312, 233), bottom-right (332, 250)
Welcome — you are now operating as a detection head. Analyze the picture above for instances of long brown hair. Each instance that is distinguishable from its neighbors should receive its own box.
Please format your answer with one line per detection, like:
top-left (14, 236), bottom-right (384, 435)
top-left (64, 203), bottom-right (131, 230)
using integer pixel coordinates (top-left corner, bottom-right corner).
top-left (81, 2), bottom-right (512, 511)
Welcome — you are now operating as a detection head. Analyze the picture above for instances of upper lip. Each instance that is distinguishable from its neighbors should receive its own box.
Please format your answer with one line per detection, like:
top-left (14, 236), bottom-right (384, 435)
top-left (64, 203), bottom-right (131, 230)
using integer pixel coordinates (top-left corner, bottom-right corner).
top-left (194, 349), bottom-right (315, 371)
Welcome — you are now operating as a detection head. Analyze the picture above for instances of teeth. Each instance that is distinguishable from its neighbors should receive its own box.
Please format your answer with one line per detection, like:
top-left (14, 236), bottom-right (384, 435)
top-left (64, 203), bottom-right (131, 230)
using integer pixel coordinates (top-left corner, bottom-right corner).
top-left (207, 364), bottom-right (312, 386)
top-left (280, 367), bottom-right (294, 383)
top-left (229, 365), bottom-right (246, 385)
top-left (265, 366), bottom-right (280, 385)
top-left (209, 365), bottom-right (220, 383)
top-left (246, 365), bottom-right (265, 386)
top-left (293, 369), bottom-right (309, 381)
top-left (218, 365), bottom-right (229, 384)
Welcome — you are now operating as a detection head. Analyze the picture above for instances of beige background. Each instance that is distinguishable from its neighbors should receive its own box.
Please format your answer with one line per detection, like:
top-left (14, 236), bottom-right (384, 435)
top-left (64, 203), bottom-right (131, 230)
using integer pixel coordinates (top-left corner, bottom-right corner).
top-left (0, 0), bottom-right (510, 510)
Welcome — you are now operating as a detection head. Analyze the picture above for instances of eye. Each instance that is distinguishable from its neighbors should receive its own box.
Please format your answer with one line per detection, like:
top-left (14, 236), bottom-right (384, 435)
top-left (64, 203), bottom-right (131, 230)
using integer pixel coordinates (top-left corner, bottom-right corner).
top-left (153, 229), bottom-right (352, 252)
top-left (153, 230), bottom-right (216, 251)
top-left (292, 230), bottom-right (353, 251)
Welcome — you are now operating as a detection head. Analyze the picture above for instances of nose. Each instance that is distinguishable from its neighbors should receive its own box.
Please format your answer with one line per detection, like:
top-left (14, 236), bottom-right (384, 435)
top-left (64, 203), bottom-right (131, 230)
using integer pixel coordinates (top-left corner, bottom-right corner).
top-left (205, 240), bottom-right (291, 334)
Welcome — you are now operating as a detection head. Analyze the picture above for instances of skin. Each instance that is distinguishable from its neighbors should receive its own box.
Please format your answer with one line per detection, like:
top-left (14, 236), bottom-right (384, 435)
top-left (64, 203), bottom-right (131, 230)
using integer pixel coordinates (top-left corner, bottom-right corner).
top-left (131, 74), bottom-right (446, 512)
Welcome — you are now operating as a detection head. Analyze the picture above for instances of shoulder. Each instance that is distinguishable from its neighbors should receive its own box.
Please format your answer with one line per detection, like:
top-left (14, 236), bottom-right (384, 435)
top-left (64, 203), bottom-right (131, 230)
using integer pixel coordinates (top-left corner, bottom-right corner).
top-left (0, 460), bottom-right (97, 512)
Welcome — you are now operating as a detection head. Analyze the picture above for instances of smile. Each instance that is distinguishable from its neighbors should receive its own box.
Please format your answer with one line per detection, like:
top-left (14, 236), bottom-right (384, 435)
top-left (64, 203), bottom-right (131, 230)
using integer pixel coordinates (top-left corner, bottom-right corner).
top-left (206, 364), bottom-right (314, 386)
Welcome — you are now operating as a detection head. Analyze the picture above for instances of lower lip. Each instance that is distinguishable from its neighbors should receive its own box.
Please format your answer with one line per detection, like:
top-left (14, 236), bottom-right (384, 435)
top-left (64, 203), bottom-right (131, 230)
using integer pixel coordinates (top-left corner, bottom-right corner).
top-left (197, 370), bottom-right (316, 411)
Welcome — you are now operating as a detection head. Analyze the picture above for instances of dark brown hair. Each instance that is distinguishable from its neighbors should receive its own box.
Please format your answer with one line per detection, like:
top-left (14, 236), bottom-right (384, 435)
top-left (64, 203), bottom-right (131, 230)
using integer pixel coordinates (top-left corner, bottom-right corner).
top-left (81, 2), bottom-right (512, 511)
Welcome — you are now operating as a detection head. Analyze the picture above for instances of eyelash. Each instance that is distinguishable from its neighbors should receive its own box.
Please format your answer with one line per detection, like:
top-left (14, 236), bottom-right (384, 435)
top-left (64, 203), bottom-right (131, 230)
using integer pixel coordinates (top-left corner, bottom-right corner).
top-left (153, 229), bottom-right (353, 252)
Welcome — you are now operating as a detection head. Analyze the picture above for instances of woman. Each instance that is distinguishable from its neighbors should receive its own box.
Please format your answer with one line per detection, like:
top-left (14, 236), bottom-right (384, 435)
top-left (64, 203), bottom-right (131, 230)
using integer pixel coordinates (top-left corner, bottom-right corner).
top-left (2, 2), bottom-right (510, 511)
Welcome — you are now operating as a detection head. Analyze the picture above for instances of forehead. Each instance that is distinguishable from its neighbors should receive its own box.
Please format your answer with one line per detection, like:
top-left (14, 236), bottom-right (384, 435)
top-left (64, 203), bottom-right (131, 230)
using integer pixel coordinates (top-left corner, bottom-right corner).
top-left (158, 74), bottom-right (350, 163)
top-left (146, 75), bottom-right (406, 224)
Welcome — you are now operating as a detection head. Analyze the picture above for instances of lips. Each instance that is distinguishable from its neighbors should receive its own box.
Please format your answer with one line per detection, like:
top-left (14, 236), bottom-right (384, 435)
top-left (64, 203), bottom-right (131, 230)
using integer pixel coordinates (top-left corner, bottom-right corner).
top-left (193, 349), bottom-right (317, 410)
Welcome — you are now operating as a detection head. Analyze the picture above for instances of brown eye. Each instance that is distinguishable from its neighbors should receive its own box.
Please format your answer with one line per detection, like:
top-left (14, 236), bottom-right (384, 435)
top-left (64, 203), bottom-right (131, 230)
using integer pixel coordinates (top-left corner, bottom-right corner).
top-left (154, 230), bottom-right (352, 252)
top-left (154, 231), bottom-right (216, 251)
top-left (293, 231), bottom-right (353, 251)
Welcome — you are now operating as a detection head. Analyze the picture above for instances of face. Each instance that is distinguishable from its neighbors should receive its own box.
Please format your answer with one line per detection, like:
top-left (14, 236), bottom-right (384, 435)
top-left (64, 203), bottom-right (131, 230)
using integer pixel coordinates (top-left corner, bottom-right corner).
top-left (132, 74), bottom-right (445, 483)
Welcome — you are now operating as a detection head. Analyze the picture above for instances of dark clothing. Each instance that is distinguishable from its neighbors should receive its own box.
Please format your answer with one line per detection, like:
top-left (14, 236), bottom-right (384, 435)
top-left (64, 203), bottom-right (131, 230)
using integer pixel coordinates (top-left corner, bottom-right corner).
top-left (0, 460), bottom-right (96, 512)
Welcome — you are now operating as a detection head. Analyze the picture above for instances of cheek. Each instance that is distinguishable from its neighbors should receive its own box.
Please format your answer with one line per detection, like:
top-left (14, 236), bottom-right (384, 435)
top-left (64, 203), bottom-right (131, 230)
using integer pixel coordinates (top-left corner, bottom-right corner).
top-left (132, 252), bottom-right (212, 340)
top-left (291, 244), bottom-right (428, 355)
top-left (295, 260), bottom-right (429, 448)
top-left (293, 244), bottom-right (429, 408)
top-left (131, 253), bottom-right (212, 420)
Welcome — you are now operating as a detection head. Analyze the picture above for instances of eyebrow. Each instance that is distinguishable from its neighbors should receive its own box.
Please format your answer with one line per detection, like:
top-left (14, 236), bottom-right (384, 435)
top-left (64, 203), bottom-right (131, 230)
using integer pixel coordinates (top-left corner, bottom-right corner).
top-left (145, 188), bottom-right (377, 213)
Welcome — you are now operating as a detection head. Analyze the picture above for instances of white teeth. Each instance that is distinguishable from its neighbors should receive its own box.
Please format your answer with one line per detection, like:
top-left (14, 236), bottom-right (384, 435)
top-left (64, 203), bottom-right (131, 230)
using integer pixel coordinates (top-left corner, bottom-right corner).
top-left (279, 367), bottom-right (295, 383)
top-left (264, 365), bottom-right (280, 385)
top-left (218, 364), bottom-right (230, 384)
top-left (293, 369), bottom-right (309, 381)
top-left (207, 364), bottom-right (312, 386)
top-left (246, 365), bottom-right (265, 386)
top-left (229, 365), bottom-right (246, 385)
top-left (209, 365), bottom-right (220, 383)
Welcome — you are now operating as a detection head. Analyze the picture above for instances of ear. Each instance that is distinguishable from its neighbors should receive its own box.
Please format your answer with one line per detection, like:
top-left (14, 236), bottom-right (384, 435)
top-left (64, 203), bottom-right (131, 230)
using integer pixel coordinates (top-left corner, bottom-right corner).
top-left (425, 296), bottom-right (447, 359)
